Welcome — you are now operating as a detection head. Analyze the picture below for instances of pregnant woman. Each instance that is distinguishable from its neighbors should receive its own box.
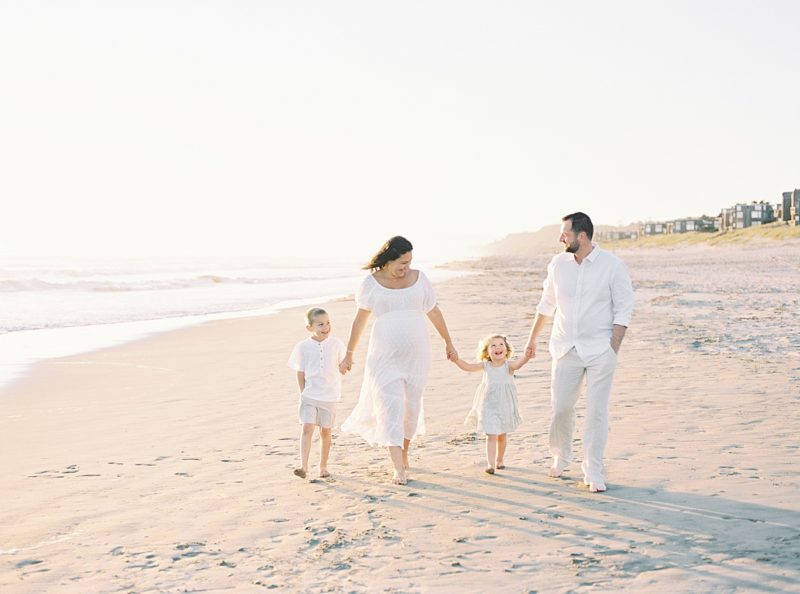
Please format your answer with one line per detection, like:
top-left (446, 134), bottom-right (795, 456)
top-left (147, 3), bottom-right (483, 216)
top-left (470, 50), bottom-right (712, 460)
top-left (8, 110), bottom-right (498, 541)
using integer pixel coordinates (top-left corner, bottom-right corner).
top-left (339, 236), bottom-right (458, 485)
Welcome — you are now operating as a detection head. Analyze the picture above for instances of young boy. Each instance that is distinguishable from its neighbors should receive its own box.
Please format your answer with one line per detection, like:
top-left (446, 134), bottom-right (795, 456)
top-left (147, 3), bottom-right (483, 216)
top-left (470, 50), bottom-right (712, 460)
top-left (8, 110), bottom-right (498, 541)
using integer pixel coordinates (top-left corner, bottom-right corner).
top-left (287, 307), bottom-right (346, 479)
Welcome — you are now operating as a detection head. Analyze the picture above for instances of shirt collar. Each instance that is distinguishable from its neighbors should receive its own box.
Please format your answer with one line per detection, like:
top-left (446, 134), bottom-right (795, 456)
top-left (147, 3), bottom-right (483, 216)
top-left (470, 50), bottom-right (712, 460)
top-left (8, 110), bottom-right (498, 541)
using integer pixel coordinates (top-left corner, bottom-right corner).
top-left (584, 243), bottom-right (601, 262)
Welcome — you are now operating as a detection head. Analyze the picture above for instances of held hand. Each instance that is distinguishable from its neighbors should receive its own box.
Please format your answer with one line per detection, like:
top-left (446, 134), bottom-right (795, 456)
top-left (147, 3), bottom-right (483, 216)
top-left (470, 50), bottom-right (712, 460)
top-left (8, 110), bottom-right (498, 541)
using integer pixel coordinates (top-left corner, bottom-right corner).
top-left (524, 341), bottom-right (536, 359)
top-left (446, 343), bottom-right (459, 362)
top-left (339, 353), bottom-right (354, 375)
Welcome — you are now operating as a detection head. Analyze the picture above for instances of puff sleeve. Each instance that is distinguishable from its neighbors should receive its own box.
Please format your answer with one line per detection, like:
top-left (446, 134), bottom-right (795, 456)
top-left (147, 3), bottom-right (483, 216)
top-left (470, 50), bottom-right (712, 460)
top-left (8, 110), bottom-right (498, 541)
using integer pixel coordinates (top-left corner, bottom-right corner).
top-left (420, 271), bottom-right (437, 313)
top-left (355, 276), bottom-right (374, 311)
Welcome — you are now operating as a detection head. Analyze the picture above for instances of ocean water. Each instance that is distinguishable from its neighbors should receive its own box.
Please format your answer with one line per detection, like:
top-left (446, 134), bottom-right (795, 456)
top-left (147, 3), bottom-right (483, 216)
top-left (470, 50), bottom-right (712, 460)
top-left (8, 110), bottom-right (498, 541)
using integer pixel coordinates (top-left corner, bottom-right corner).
top-left (0, 255), bottom-right (470, 391)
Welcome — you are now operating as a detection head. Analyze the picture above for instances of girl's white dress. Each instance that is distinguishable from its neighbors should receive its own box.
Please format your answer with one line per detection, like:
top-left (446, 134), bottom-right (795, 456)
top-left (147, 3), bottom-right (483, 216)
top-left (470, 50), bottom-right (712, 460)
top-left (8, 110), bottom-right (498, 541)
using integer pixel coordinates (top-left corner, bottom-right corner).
top-left (341, 271), bottom-right (437, 447)
top-left (465, 361), bottom-right (522, 434)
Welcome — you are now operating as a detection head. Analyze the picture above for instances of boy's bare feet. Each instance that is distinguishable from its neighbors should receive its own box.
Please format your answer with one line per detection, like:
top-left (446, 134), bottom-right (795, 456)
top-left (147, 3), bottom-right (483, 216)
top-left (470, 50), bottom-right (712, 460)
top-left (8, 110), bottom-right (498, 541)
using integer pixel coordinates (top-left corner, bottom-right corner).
top-left (319, 469), bottom-right (331, 478)
top-left (293, 468), bottom-right (307, 479)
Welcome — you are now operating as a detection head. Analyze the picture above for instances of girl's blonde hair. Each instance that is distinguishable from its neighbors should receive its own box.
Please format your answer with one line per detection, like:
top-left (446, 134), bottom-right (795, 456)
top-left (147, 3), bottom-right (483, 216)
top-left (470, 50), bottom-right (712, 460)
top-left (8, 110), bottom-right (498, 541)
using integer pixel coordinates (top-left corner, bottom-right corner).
top-left (477, 334), bottom-right (513, 361)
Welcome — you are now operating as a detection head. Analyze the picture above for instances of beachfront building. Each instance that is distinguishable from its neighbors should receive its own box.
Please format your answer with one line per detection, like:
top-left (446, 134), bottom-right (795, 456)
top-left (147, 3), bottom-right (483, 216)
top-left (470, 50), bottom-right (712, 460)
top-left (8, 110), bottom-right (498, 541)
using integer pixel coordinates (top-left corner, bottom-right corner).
top-left (792, 189), bottom-right (800, 226)
top-left (718, 207), bottom-right (734, 230)
top-left (750, 201), bottom-right (775, 226)
top-left (595, 230), bottom-right (639, 241)
top-left (671, 216), bottom-right (718, 233)
top-left (780, 191), bottom-right (793, 223)
top-left (640, 222), bottom-right (668, 236)
top-left (731, 201), bottom-right (775, 229)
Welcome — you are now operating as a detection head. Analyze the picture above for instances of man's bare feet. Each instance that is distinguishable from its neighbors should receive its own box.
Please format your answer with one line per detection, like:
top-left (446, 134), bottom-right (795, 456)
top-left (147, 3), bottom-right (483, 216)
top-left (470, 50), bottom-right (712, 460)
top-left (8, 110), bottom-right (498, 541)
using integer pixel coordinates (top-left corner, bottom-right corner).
top-left (293, 468), bottom-right (307, 479)
top-left (588, 481), bottom-right (606, 493)
top-left (391, 472), bottom-right (407, 485)
top-left (547, 466), bottom-right (563, 478)
top-left (319, 469), bottom-right (331, 478)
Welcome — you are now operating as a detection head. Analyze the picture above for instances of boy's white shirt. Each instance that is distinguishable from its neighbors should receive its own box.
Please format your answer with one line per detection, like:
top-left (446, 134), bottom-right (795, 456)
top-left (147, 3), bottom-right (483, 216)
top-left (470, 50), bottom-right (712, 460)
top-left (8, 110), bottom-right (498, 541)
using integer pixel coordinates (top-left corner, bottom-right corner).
top-left (287, 336), bottom-right (346, 402)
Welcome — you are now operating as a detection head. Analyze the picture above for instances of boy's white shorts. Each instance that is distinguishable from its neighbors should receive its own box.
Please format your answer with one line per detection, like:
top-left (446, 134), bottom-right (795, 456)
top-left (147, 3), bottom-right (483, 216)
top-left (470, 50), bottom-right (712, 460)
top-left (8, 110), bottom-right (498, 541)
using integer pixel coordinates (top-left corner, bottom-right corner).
top-left (298, 396), bottom-right (337, 428)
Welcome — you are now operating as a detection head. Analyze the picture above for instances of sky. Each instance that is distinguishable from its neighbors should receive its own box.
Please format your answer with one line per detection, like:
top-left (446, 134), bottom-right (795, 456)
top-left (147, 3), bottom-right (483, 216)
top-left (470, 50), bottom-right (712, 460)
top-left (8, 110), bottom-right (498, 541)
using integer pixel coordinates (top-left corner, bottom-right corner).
top-left (2, 1), bottom-right (799, 262)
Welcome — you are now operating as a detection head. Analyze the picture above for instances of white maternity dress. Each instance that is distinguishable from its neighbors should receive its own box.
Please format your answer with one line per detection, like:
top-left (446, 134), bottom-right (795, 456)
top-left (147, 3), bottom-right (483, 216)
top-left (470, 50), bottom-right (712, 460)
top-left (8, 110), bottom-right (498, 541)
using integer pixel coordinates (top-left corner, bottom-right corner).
top-left (341, 271), bottom-right (437, 447)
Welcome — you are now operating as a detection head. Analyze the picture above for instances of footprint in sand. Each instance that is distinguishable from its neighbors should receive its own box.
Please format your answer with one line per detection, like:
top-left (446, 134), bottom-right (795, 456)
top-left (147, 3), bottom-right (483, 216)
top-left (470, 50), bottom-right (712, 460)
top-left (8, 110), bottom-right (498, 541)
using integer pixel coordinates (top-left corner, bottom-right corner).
top-left (16, 559), bottom-right (44, 569)
top-left (172, 542), bottom-right (213, 561)
top-left (305, 525), bottom-right (336, 537)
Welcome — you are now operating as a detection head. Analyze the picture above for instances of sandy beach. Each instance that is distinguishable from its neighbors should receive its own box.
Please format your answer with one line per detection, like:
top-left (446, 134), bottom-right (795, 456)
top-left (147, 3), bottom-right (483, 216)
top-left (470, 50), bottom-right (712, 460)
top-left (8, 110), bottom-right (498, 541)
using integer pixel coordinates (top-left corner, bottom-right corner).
top-left (1, 243), bottom-right (799, 593)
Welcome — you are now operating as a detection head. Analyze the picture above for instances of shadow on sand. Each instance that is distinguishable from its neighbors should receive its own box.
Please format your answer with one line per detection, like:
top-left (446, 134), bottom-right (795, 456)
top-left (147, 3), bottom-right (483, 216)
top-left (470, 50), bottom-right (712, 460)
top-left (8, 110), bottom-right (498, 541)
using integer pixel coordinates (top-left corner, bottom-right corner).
top-left (325, 466), bottom-right (800, 592)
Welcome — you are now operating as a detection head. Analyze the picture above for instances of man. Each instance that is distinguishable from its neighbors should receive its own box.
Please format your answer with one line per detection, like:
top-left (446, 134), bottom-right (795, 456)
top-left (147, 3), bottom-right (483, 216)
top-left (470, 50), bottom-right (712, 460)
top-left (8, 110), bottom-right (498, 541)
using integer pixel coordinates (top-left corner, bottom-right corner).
top-left (525, 212), bottom-right (634, 493)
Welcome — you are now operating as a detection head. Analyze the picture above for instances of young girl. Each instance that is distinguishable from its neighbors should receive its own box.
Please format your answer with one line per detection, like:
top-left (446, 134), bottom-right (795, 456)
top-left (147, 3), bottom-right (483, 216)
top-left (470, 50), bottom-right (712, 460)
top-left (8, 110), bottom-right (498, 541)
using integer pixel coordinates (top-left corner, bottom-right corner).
top-left (454, 334), bottom-right (531, 474)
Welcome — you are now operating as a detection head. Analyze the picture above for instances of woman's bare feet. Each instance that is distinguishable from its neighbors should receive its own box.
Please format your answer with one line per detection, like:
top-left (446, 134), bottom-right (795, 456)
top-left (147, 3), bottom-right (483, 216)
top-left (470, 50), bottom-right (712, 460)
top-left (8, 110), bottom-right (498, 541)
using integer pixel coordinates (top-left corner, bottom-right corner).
top-left (402, 440), bottom-right (411, 469)
top-left (389, 445), bottom-right (408, 483)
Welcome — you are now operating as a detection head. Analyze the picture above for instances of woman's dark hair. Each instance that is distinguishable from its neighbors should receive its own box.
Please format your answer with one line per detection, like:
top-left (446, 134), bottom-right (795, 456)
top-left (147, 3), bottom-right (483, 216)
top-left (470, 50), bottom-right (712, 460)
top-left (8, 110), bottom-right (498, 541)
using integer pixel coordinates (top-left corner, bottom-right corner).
top-left (363, 236), bottom-right (413, 271)
top-left (562, 211), bottom-right (594, 240)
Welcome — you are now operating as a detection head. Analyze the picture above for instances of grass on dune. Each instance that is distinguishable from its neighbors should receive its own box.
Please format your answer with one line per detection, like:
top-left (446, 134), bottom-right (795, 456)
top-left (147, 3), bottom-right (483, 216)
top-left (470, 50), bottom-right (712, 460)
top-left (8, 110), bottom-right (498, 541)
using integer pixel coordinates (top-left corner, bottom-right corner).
top-left (604, 223), bottom-right (800, 249)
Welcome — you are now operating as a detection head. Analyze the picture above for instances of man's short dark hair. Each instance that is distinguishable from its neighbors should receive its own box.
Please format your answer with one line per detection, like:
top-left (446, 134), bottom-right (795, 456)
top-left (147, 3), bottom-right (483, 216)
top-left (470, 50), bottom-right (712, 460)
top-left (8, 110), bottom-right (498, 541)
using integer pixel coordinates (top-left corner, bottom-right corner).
top-left (562, 212), bottom-right (594, 240)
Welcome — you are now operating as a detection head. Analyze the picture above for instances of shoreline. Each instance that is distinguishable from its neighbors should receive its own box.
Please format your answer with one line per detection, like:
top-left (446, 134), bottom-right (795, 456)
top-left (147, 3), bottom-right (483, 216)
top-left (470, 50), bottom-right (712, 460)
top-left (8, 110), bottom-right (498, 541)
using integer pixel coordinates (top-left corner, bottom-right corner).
top-left (1, 249), bottom-right (798, 592)
top-left (0, 292), bottom-right (351, 397)
top-left (0, 265), bottom-right (475, 395)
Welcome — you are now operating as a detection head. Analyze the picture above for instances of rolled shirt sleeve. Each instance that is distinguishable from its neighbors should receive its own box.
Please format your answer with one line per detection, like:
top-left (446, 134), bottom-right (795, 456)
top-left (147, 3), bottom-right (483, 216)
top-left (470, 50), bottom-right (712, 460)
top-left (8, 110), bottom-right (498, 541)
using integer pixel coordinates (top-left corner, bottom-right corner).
top-left (536, 258), bottom-right (558, 317)
top-left (611, 260), bottom-right (634, 328)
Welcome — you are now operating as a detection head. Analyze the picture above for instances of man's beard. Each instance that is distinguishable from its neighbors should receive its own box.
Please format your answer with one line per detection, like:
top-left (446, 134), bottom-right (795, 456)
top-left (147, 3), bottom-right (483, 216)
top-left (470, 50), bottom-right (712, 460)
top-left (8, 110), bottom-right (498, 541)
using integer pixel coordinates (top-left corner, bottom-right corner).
top-left (563, 240), bottom-right (579, 253)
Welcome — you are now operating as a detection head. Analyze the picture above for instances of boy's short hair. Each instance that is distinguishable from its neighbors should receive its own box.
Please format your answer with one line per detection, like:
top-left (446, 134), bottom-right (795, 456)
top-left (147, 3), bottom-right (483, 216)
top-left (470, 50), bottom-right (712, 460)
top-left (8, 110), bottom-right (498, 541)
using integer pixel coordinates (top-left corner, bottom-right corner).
top-left (305, 307), bottom-right (327, 326)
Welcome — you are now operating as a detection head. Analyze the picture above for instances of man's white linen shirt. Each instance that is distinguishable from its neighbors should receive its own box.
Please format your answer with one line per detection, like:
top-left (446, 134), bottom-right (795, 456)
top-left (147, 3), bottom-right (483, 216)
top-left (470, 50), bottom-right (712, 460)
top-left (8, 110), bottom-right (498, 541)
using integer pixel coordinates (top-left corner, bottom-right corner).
top-left (287, 337), bottom-right (346, 402)
top-left (536, 245), bottom-right (634, 362)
